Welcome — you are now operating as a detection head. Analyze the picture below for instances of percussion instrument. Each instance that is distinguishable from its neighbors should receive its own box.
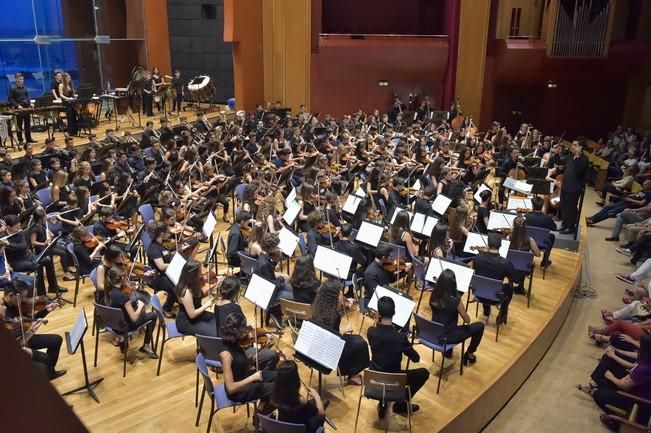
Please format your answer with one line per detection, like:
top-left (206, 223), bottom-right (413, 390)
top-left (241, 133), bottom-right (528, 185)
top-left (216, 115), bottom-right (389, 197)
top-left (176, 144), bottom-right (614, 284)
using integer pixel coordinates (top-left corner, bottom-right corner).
top-left (187, 75), bottom-right (215, 102)
top-left (0, 115), bottom-right (11, 143)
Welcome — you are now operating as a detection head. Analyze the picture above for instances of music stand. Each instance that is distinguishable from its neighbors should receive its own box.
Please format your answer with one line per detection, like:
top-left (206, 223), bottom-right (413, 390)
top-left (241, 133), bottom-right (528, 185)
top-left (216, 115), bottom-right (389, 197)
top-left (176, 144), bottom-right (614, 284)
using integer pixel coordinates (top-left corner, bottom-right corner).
top-left (62, 309), bottom-right (104, 403)
top-left (293, 320), bottom-right (345, 395)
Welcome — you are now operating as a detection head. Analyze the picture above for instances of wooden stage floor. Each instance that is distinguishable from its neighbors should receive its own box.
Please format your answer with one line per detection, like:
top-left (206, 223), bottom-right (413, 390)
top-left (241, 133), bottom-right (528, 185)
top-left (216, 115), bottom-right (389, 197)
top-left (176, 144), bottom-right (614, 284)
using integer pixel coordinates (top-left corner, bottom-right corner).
top-left (44, 218), bottom-right (585, 433)
top-left (3, 104), bottom-right (229, 159)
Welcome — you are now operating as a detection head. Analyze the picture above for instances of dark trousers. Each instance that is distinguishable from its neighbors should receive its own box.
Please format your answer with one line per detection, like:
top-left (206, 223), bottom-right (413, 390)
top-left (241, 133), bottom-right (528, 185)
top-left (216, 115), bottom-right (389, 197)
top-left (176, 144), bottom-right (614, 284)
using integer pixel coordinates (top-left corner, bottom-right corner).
top-left (142, 93), bottom-right (153, 116)
top-left (15, 112), bottom-right (32, 142)
top-left (172, 94), bottom-right (183, 112)
top-left (11, 255), bottom-right (59, 296)
top-left (590, 355), bottom-right (632, 390)
top-left (65, 102), bottom-right (78, 136)
top-left (560, 190), bottom-right (581, 229)
top-left (28, 333), bottom-right (62, 377)
top-left (150, 273), bottom-right (176, 311)
top-left (48, 244), bottom-right (72, 270)
top-left (444, 323), bottom-right (485, 354)
top-left (600, 182), bottom-right (625, 201)
top-left (593, 388), bottom-right (634, 415)
top-left (405, 368), bottom-right (429, 398)
top-left (589, 201), bottom-right (629, 224)
top-left (629, 234), bottom-right (651, 264)
top-left (482, 283), bottom-right (513, 321)
top-left (126, 311), bottom-right (157, 345)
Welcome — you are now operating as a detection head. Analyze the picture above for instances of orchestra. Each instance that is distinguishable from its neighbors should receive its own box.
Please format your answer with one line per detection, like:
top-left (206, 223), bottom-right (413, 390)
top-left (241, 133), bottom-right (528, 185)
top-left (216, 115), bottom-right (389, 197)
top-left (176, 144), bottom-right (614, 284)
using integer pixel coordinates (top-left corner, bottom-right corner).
top-left (0, 92), bottom-right (574, 427)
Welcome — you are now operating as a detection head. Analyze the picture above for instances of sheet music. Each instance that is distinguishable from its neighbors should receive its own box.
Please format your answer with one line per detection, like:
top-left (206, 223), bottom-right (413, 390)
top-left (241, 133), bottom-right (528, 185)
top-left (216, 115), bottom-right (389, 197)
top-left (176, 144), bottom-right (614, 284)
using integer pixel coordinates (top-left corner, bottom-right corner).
top-left (463, 233), bottom-right (510, 258)
top-left (503, 177), bottom-right (533, 194)
top-left (355, 221), bottom-right (384, 247)
top-left (412, 179), bottom-right (421, 191)
top-left (507, 197), bottom-right (532, 211)
top-left (165, 253), bottom-right (187, 286)
top-left (487, 211), bottom-right (517, 230)
top-left (202, 212), bottom-right (217, 238)
top-left (294, 321), bottom-right (346, 371)
top-left (432, 194), bottom-right (452, 215)
top-left (355, 186), bottom-right (366, 197)
top-left (67, 308), bottom-right (88, 355)
top-left (244, 273), bottom-right (277, 310)
top-left (283, 200), bottom-right (301, 225)
top-left (474, 183), bottom-right (491, 203)
top-left (285, 187), bottom-right (297, 207)
top-left (390, 207), bottom-right (413, 224)
top-left (343, 194), bottom-right (363, 215)
top-left (410, 213), bottom-right (439, 237)
top-left (425, 258), bottom-right (475, 292)
top-left (313, 246), bottom-right (353, 280)
top-left (278, 227), bottom-right (299, 257)
top-left (367, 286), bottom-right (415, 328)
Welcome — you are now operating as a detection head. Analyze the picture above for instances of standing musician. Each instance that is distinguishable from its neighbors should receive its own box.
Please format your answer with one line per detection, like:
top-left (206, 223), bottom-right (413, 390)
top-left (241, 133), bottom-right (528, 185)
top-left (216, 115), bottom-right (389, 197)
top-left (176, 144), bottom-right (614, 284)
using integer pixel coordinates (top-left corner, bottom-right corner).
top-left (58, 72), bottom-right (78, 136)
top-left (2, 283), bottom-right (66, 380)
top-left (8, 73), bottom-right (35, 145)
top-left (171, 69), bottom-right (184, 115)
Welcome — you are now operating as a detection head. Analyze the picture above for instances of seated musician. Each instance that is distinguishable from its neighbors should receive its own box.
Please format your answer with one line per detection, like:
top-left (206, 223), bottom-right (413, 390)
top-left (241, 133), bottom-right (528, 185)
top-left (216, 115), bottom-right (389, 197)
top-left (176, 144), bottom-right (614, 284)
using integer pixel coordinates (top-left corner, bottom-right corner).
top-left (174, 259), bottom-right (217, 337)
top-left (0, 186), bottom-right (22, 218)
top-left (69, 225), bottom-right (105, 277)
top-left (27, 159), bottom-right (49, 192)
top-left (324, 192), bottom-right (342, 227)
top-left (95, 245), bottom-right (126, 305)
top-left (312, 278), bottom-right (369, 385)
top-left (525, 196), bottom-right (556, 267)
top-left (476, 189), bottom-right (493, 234)
top-left (214, 276), bottom-right (279, 370)
top-left (227, 210), bottom-right (251, 268)
top-left (508, 216), bottom-right (541, 294)
top-left (106, 267), bottom-right (158, 358)
top-left (146, 221), bottom-right (178, 317)
top-left (257, 196), bottom-right (281, 234)
top-left (498, 147), bottom-right (520, 203)
top-left (297, 184), bottom-right (317, 233)
top-left (271, 360), bottom-right (326, 433)
top-left (363, 244), bottom-right (409, 303)
top-left (255, 233), bottom-right (292, 325)
top-left (388, 210), bottom-right (419, 260)
top-left (414, 185), bottom-right (436, 217)
top-left (93, 206), bottom-right (135, 256)
top-left (368, 296), bottom-right (429, 418)
top-left (335, 223), bottom-right (370, 288)
top-left (429, 269), bottom-right (484, 365)
top-left (472, 232), bottom-right (514, 324)
top-left (0, 243), bottom-right (34, 289)
top-left (1, 283), bottom-right (66, 380)
top-left (218, 313), bottom-right (277, 414)
top-left (306, 210), bottom-right (331, 256)
top-left (4, 215), bottom-right (63, 297)
top-left (449, 205), bottom-right (472, 258)
top-left (29, 208), bottom-right (76, 281)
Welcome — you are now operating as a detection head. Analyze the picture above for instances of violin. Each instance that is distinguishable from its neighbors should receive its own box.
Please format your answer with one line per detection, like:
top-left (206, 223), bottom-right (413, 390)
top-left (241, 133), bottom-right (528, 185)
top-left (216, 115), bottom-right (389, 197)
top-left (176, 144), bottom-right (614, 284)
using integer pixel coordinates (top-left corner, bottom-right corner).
top-left (383, 257), bottom-right (409, 273)
top-left (106, 218), bottom-right (129, 231)
top-left (24, 295), bottom-right (63, 315)
top-left (318, 222), bottom-right (338, 236)
top-left (4, 317), bottom-right (47, 332)
top-left (238, 325), bottom-right (281, 349)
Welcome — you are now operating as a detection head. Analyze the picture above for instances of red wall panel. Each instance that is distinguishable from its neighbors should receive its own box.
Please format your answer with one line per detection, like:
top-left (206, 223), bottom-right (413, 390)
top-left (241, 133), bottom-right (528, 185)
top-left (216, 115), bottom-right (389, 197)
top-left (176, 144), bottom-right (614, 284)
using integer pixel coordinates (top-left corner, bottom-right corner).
top-left (310, 35), bottom-right (449, 117)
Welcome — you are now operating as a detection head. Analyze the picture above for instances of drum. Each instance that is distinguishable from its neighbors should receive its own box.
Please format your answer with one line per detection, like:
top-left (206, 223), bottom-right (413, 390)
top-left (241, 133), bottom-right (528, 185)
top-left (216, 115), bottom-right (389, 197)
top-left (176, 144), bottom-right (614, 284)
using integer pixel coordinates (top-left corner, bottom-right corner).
top-left (0, 115), bottom-right (11, 141)
top-left (187, 75), bottom-right (215, 102)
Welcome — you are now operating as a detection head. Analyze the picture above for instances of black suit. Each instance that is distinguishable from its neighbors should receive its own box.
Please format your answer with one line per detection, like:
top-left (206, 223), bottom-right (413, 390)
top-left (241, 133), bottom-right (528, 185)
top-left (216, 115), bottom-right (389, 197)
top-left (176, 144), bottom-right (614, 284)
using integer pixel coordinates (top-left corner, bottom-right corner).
top-left (473, 252), bottom-right (514, 320)
top-left (560, 154), bottom-right (588, 230)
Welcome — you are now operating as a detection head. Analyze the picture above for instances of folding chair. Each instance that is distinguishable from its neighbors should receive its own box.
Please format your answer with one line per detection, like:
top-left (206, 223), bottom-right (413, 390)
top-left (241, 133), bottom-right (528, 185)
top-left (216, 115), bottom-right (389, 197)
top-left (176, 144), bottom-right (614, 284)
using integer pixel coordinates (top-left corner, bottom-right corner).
top-left (507, 249), bottom-right (535, 308)
top-left (138, 203), bottom-right (155, 224)
top-left (195, 353), bottom-right (253, 433)
top-left (413, 314), bottom-right (464, 393)
top-left (527, 226), bottom-right (552, 279)
top-left (66, 243), bottom-right (91, 308)
top-left (353, 370), bottom-right (412, 433)
top-left (237, 251), bottom-right (257, 277)
top-left (279, 299), bottom-right (312, 339)
top-left (195, 335), bottom-right (225, 407)
top-left (35, 187), bottom-right (54, 210)
top-left (150, 294), bottom-right (185, 376)
top-left (469, 275), bottom-right (505, 341)
top-left (93, 303), bottom-right (154, 377)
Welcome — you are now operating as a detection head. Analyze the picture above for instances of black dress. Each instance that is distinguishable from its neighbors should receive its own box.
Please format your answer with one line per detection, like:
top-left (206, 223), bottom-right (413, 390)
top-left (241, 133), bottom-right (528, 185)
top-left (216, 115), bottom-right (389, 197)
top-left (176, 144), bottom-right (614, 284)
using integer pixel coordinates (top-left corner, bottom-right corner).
top-left (176, 292), bottom-right (217, 337)
top-left (277, 400), bottom-right (324, 433)
top-left (431, 297), bottom-right (484, 355)
top-left (221, 341), bottom-right (276, 403)
top-left (315, 315), bottom-right (369, 377)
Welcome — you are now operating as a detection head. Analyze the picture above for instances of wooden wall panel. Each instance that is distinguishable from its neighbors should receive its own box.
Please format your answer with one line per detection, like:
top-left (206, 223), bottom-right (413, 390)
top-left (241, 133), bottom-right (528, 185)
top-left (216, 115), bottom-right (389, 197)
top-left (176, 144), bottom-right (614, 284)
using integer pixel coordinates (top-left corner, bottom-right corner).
top-left (455, 0), bottom-right (491, 125)
top-left (144, 0), bottom-right (171, 73)
top-left (262, 0), bottom-right (311, 112)
top-left (225, 0), bottom-right (265, 110)
top-left (496, 0), bottom-right (543, 39)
